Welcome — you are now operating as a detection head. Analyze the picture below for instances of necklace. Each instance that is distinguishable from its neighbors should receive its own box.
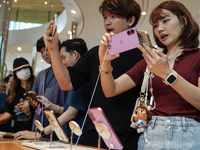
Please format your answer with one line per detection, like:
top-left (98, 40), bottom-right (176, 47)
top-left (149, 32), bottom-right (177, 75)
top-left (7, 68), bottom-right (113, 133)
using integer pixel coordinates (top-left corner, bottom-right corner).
top-left (168, 49), bottom-right (183, 64)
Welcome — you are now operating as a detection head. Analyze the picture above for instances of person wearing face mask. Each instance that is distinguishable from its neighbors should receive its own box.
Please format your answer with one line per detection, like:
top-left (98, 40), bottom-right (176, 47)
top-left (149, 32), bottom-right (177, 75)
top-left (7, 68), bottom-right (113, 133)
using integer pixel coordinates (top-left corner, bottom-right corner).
top-left (13, 38), bottom-right (91, 144)
top-left (0, 57), bottom-right (35, 132)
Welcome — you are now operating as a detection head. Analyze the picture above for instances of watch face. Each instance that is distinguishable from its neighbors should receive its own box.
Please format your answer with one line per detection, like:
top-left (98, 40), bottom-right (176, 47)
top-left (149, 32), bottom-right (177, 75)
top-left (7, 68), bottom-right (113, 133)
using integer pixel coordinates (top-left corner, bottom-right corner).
top-left (167, 75), bottom-right (176, 84)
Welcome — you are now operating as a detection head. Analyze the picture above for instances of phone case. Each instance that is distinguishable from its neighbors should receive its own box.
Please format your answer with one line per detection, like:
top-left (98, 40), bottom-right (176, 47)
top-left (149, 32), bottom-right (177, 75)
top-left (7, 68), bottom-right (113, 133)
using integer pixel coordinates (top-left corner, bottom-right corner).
top-left (44, 110), bottom-right (69, 143)
top-left (87, 107), bottom-right (123, 150)
top-left (137, 30), bottom-right (153, 48)
top-left (3, 135), bottom-right (14, 139)
top-left (107, 27), bottom-right (140, 56)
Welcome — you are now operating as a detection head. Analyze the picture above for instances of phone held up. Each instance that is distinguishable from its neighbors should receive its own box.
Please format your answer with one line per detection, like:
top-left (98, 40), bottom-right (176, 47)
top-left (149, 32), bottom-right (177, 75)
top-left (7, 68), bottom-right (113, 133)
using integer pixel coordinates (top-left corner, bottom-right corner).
top-left (52, 14), bottom-right (57, 37)
top-left (107, 27), bottom-right (152, 56)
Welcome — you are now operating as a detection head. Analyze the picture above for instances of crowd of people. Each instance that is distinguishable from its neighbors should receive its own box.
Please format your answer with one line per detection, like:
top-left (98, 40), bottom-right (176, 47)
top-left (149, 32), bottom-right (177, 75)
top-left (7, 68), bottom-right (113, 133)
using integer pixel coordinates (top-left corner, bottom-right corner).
top-left (0, 0), bottom-right (200, 149)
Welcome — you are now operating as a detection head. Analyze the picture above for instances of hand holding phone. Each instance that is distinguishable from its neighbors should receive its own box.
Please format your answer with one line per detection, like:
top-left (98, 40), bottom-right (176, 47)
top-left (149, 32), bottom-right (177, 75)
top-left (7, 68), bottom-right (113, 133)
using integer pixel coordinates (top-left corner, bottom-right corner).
top-left (24, 92), bottom-right (45, 107)
top-left (52, 14), bottom-right (57, 37)
top-left (107, 28), bottom-right (152, 55)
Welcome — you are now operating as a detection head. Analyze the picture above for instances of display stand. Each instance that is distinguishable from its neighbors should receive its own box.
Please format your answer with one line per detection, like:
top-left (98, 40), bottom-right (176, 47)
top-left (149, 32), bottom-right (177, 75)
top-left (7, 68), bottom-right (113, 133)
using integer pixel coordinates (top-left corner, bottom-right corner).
top-left (69, 121), bottom-right (82, 150)
top-left (95, 122), bottom-right (112, 150)
top-left (34, 120), bottom-right (44, 143)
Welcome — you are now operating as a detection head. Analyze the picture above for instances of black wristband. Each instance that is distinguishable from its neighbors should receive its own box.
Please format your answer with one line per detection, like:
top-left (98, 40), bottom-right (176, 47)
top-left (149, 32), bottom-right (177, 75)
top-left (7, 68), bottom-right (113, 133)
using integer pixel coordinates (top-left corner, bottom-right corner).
top-left (40, 130), bottom-right (46, 137)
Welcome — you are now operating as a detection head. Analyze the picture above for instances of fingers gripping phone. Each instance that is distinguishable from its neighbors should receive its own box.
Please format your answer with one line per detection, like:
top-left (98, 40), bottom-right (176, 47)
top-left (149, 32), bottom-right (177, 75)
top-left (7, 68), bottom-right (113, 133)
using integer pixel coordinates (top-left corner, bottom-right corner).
top-left (137, 29), bottom-right (153, 48)
top-left (107, 27), bottom-right (152, 55)
top-left (52, 14), bottom-right (57, 37)
top-left (87, 107), bottom-right (123, 150)
top-left (24, 92), bottom-right (45, 107)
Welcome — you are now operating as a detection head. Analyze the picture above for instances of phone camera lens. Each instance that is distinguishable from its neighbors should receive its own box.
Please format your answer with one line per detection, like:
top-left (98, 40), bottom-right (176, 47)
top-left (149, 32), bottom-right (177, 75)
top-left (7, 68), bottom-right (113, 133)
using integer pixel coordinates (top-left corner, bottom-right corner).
top-left (131, 29), bottom-right (134, 33)
top-left (108, 45), bottom-right (111, 49)
top-left (127, 31), bottom-right (130, 35)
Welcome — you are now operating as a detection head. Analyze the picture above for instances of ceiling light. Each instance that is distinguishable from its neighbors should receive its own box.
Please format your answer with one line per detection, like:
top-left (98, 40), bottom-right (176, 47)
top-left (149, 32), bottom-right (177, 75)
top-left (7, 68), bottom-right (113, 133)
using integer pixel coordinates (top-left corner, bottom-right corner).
top-left (40, 59), bottom-right (44, 62)
top-left (14, 0), bottom-right (17, 2)
top-left (51, 4), bottom-right (54, 7)
top-left (68, 31), bottom-right (72, 35)
top-left (141, 11), bottom-right (146, 16)
top-left (44, 2), bottom-right (47, 5)
top-left (71, 10), bottom-right (76, 14)
top-left (17, 56), bottom-right (20, 58)
top-left (17, 47), bottom-right (22, 51)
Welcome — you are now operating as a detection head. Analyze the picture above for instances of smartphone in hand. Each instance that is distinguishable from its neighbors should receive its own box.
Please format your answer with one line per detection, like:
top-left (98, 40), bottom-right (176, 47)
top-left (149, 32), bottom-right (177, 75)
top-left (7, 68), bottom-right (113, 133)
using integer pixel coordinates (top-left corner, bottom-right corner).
top-left (52, 14), bottom-right (57, 37)
top-left (137, 30), bottom-right (153, 48)
top-left (107, 28), bottom-right (152, 55)
top-left (24, 92), bottom-right (45, 107)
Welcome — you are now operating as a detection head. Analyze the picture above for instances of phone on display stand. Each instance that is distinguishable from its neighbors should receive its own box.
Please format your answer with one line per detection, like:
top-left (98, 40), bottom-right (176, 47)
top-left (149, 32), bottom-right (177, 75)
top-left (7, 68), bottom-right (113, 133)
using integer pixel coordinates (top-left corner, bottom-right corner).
top-left (52, 14), bottom-right (57, 37)
top-left (44, 110), bottom-right (69, 143)
top-left (107, 27), bottom-right (152, 55)
top-left (87, 107), bottom-right (123, 150)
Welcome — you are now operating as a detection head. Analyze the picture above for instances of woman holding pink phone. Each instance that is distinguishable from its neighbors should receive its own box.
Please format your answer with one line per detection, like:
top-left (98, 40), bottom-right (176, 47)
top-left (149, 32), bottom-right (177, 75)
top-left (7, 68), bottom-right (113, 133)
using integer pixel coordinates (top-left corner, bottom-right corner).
top-left (99, 1), bottom-right (200, 149)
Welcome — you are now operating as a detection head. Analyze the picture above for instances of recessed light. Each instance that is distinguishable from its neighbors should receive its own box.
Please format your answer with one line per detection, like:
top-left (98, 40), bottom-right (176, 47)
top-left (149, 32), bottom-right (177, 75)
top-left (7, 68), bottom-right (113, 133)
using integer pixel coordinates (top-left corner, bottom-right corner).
top-left (14, 0), bottom-right (17, 2)
top-left (17, 47), bottom-right (22, 51)
top-left (17, 56), bottom-right (20, 58)
top-left (40, 59), bottom-right (44, 62)
top-left (51, 4), bottom-right (54, 7)
top-left (44, 2), bottom-right (47, 5)
top-left (71, 10), bottom-right (76, 14)
top-left (141, 11), bottom-right (146, 16)
top-left (68, 31), bottom-right (72, 35)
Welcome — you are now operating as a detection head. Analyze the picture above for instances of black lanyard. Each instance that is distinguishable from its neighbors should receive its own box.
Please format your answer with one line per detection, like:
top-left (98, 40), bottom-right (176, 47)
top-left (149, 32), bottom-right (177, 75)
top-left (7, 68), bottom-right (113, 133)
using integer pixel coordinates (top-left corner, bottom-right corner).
top-left (44, 68), bottom-right (54, 93)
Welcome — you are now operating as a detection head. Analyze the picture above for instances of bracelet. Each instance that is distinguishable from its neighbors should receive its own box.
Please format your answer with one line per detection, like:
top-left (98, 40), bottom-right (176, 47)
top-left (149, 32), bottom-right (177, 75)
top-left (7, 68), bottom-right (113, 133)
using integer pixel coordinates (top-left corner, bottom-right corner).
top-left (40, 130), bottom-right (46, 137)
top-left (99, 65), bottom-right (113, 74)
top-left (55, 106), bottom-right (60, 113)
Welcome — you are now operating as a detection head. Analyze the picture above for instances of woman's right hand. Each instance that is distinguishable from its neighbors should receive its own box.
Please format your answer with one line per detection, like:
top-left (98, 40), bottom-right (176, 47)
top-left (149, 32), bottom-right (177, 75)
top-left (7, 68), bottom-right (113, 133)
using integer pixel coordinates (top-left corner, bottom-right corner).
top-left (99, 32), bottom-right (120, 67)
top-left (32, 96), bottom-right (51, 109)
top-left (13, 130), bottom-right (38, 140)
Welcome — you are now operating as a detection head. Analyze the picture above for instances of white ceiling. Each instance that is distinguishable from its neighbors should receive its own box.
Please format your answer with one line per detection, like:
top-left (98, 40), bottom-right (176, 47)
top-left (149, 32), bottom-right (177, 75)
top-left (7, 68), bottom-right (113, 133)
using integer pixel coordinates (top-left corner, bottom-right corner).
top-left (5, 0), bottom-right (200, 74)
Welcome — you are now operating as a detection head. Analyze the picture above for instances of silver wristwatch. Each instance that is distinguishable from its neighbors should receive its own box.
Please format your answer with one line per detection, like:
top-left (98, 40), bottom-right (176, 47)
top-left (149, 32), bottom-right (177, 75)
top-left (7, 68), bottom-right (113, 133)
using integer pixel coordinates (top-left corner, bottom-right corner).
top-left (163, 70), bottom-right (178, 85)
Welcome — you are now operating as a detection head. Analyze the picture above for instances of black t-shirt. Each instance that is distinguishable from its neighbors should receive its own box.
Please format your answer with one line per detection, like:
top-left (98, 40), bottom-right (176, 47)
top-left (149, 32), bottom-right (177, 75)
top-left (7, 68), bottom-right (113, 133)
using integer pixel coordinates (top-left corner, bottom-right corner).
top-left (4, 84), bottom-right (33, 133)
top-left (68, 46), bottom-right (143, 149)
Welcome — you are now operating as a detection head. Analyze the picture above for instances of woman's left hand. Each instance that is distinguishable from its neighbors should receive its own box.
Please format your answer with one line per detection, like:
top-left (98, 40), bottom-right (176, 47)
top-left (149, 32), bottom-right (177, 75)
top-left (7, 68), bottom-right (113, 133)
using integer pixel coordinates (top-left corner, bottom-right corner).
top-left (137, 43), bottom-right (173, 79)
top-left (18, 102), bottom-right (31, 116)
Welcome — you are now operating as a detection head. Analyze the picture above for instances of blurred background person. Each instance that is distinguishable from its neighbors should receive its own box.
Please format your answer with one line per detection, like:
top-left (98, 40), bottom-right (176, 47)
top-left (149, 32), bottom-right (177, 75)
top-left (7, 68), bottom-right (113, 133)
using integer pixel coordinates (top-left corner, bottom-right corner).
top-left (13, 38), bottom-right (91, 144)
top-left (0, 74), bottom-right (13, 132)
top-left (0, 57), bottom-right (35, 132)
top-left (30, 37), bottom-right (68, 138)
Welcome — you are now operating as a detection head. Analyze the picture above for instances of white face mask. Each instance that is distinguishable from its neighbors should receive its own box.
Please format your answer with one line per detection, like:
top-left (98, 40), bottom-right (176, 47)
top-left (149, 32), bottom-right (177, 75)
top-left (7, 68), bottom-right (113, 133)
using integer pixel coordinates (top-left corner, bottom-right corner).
top-left (16, 68), bottom-right (31, 80)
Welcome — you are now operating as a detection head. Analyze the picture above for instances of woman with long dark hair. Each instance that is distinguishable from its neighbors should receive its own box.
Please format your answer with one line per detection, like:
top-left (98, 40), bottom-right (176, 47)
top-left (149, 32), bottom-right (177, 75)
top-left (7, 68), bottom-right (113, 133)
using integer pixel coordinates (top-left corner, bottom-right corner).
top-left (0, 57), bottom-right (35, 132)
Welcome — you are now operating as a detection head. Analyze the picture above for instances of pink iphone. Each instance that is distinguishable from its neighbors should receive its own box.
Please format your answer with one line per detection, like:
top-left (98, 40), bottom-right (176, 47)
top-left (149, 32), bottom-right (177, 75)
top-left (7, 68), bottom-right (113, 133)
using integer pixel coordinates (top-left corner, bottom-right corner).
top-left (87, 107), bottom-right (123, 150)
top-left (107, 28), bottom-right (152, 55)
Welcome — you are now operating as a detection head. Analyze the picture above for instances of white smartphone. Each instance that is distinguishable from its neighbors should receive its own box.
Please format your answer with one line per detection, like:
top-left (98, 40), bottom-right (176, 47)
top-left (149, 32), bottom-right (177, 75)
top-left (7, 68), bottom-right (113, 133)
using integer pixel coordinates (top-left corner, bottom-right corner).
top-left (52, 14), bottom-right (57, 37)
top-left (87, 107), bottom-right (123, 149)
top-left (44, 110), bottom-right (69, 143)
